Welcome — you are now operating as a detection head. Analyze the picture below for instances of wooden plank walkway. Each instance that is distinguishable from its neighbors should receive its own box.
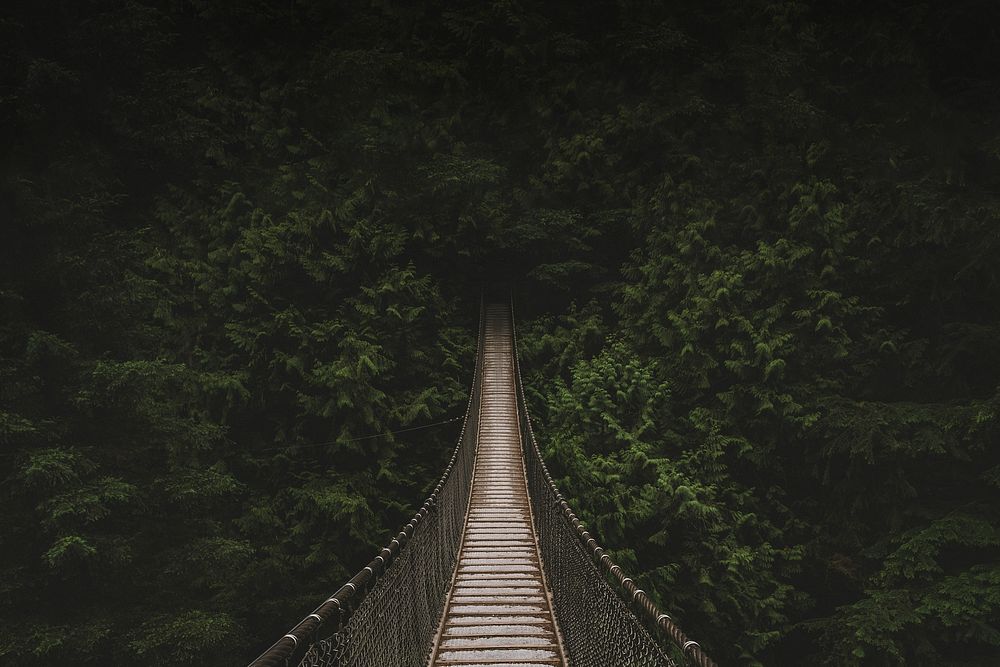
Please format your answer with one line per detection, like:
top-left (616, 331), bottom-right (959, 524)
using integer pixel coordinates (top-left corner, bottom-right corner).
top-left (428, 303), bottom-right (566, 667)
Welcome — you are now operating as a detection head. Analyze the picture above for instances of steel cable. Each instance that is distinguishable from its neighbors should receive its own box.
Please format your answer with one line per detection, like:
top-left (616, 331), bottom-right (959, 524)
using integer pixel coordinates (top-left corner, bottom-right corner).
top-left (510, 297), bottom-right (719, 667)
top-left (248, 302), bottom-right (484, 667)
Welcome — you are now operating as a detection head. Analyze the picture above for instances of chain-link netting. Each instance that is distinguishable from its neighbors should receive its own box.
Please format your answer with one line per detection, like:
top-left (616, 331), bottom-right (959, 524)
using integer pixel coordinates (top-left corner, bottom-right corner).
top-left (249, 307), bottom-right (484, 667)
top-left (511, 299), bottom-right (718, 667)
top-left (298, 435), bottom-right (476, 667)
top-left (520, 412), bottom-right (679, 667)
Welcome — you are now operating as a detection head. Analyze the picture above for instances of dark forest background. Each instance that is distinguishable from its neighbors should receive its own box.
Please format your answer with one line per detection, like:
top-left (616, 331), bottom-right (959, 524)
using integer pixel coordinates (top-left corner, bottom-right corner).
top-left (2, 1), bottom-right (1000, 664)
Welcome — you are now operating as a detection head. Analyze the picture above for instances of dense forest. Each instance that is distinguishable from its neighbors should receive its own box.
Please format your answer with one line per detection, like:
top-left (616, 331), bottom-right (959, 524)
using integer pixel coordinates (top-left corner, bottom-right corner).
top-left (2, 1), bottom-right (999, 664)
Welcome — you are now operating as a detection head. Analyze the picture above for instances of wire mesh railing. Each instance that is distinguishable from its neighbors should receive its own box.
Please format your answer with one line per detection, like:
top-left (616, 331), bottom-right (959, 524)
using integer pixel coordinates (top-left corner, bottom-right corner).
top-left (248, 303), bottom-right (484, 667)
top-left (251, 293), bottom-right (719, 667)
top-left (509, 298), bottom-right (719, 667)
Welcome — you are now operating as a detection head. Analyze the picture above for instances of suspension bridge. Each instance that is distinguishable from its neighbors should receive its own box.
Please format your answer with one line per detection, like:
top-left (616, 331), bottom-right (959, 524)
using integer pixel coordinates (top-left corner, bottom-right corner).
top-left (250, 297), bottom-right (717, 667)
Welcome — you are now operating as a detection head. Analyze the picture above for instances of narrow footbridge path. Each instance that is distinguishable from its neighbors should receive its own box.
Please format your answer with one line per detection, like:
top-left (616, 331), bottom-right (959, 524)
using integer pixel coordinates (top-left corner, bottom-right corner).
top-left (250, 297), bottom-right (717, 667)
top-left (429, 303), bottom-right (566, 666)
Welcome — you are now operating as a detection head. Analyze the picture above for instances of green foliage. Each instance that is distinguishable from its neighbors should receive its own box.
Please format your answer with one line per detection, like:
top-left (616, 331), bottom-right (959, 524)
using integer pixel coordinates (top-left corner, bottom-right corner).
top-left (128, 610), bottom-right (242, 666)
top-left (2, 0), bottom-right (998, 664)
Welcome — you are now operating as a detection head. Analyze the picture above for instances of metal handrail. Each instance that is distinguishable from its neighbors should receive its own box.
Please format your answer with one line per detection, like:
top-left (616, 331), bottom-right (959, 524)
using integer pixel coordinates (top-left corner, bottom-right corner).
top-left (509, 295), bottom-right (719, 667)
top-left (249, 298), bottom-right (485, 667)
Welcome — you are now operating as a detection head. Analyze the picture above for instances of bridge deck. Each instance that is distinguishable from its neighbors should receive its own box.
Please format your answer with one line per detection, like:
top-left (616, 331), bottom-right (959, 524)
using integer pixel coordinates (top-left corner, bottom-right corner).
top-left (429, 304), bottom-right (566, 667)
